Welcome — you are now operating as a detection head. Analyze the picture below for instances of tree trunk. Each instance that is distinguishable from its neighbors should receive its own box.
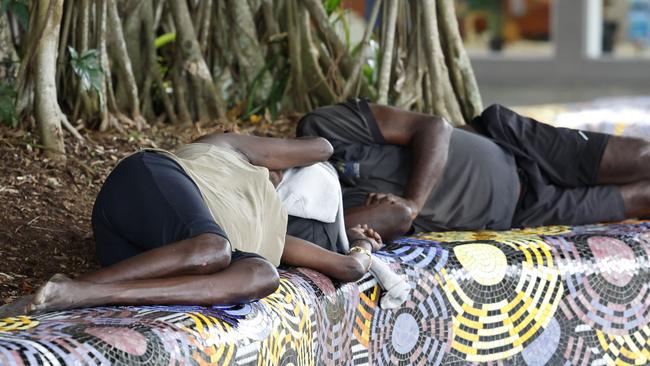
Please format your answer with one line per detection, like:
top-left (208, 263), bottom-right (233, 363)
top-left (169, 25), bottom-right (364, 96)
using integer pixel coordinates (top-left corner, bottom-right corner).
top-left (376, 0), bottom-right (398, 104)
top-left (168, 0), bottom-right (225, 123)
top-left (32, 0), bottom-right (67, 162)
top-left (226, 0), bottom-right (271, 101)
top-left (97, 0), bottom-right (111, 131)
top-left (421, 0), bottom-right (464, 126)
top-left (107, 0), bottom-right (145, 128)
top-left (437, 0), bottom-right (483, 122)
top-left (9, 0), bottom-right (485, 150)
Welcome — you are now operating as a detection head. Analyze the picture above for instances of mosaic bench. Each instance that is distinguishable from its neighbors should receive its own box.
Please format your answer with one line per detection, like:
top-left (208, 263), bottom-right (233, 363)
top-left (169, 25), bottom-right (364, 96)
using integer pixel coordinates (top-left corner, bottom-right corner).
top-left (1, 221), bottom-right (650, 365)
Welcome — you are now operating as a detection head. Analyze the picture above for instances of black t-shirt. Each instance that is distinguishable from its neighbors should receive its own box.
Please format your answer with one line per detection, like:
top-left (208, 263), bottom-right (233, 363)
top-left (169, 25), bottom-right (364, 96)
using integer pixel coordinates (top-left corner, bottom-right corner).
top-left (297, 99), bottom-right (520, 231)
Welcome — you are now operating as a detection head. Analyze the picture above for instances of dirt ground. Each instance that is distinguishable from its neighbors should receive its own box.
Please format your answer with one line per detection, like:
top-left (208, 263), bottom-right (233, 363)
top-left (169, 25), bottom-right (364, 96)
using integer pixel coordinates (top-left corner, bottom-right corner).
top-left (0, 116), bottom-right (297, 305)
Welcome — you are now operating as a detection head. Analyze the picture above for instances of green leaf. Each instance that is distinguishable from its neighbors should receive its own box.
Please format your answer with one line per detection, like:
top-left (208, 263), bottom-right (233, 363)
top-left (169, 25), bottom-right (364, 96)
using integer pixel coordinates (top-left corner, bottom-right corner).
top-left (334, 8), bottom-right (350, 50)
top-left (0, 83), bottom-right (18, 128)
top-left (68, 46), bottom-right (78, 60)
top-left (323, 0), bottom-right (341, 16)
top-left (155, 32), bottom-right (176, 49)
top-left (69, 47), bottom-right (105, 103)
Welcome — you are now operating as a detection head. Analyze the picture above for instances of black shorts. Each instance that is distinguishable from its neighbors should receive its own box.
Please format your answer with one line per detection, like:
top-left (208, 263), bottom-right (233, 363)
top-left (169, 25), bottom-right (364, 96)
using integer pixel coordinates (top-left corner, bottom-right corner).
top-left (471, 105), bottom-right (626, 227)
top-left (286, 215), bottom-right (340, 253)
top-left (91, 151), bottom-right (262, 267)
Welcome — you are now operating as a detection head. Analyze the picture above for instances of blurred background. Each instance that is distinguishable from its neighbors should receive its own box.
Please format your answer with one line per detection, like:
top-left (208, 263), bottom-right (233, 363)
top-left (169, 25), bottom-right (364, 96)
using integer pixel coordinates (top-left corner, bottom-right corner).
top-left (344, 0), bottom-right (650, 105)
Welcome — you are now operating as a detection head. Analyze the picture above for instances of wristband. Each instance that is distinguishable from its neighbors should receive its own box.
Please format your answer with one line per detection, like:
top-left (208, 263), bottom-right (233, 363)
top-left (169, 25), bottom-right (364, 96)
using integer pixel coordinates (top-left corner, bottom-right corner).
top-left (348, 246), bottom-right (372, 273)
top-left (351, 238), bottom-right (373, 250)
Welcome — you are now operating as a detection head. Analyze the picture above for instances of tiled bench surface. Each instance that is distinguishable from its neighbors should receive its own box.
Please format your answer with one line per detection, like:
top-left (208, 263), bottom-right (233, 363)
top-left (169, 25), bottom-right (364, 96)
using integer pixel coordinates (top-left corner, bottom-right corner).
top-left (2, 221), bottom-right (650, 365)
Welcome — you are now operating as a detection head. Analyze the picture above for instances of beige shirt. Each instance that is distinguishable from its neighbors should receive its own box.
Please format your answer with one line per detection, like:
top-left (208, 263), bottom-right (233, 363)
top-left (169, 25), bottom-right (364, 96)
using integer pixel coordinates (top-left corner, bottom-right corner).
top-left (148, 143), bottom-right (287, 266)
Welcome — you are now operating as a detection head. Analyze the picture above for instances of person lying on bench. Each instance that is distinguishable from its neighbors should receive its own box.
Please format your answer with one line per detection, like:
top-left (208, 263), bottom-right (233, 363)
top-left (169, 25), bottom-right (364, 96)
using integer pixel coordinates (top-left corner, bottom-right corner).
top-left (297, 99), bottom-right (650, 239)
top-left (25, 133), bottom-right (381, 314)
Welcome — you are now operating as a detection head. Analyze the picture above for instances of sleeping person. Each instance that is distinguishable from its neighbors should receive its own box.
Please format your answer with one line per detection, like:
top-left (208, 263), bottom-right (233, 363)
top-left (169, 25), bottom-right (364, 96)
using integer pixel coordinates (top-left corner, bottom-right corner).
top-left (20, 133), bottom-right (382, 314)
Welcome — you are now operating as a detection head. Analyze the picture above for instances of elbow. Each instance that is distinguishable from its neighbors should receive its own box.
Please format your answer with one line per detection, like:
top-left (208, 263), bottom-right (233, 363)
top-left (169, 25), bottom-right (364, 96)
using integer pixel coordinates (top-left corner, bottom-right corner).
top-left (395, 204), bottom-right (414, 234)
top-left (316, 137), bottom-right (334, 161)
top-left (426, 116), bottom-right (452, 135)
top-left (254, 261), bottom-right (280, 299)
top-left (231, 259), bottom-right (280, 303)
top-left (336, 258), bottom-right (367, 283)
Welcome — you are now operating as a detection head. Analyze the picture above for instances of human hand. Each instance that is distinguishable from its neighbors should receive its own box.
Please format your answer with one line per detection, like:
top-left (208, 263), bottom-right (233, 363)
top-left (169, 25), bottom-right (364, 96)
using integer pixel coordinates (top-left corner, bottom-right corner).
top-left (347, 224), bottom-right (383, 252)
top-left (365, 192), bottom-right (418, 219)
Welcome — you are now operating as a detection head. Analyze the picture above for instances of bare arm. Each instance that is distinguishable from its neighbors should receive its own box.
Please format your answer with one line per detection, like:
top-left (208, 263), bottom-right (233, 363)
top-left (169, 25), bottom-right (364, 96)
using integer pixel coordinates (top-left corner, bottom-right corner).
top-left (195, 133), bottom-right (333, 170)
top-left (281, 235), bottom-right (371, 283)
top-left (368, 103), bottom-right (453, 217)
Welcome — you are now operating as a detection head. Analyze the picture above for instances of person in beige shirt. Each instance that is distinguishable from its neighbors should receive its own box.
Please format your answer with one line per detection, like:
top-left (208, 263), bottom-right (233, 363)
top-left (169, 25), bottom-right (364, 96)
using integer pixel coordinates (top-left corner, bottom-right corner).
top-left (24, 133), bottom-right (380, 314)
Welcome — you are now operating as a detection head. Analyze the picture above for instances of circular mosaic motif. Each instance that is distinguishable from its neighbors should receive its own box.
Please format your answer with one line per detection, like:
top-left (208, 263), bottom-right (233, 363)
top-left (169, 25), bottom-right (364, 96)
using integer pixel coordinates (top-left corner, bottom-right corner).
top-left (369, 272), bottom-right (450, 366)
top-left (550, 235), bottom-right (650, 335)
top-left (438, 239), bottom-right (563, 363)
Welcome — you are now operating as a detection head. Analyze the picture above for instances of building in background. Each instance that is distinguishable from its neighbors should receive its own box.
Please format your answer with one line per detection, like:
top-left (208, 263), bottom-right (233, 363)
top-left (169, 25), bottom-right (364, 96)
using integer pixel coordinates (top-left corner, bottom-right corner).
top-left (337, 0), bottom-right (650, 105)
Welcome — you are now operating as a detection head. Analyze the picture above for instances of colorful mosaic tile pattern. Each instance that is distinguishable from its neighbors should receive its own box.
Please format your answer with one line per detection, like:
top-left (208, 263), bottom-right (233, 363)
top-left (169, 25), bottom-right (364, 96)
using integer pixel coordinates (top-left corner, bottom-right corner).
top-left (2, 221), bottom-right (650, 365)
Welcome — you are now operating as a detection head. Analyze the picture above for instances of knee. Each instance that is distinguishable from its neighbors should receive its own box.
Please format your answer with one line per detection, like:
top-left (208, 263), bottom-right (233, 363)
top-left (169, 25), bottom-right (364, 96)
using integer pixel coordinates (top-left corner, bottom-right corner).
top-left (185, 233), bottom-right (231, 273)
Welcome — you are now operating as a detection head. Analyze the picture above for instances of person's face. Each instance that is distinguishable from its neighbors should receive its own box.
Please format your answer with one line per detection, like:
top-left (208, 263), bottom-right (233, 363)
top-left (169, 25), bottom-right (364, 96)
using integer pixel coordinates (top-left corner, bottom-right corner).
top-left (269, 170), bottom-right (283, 188)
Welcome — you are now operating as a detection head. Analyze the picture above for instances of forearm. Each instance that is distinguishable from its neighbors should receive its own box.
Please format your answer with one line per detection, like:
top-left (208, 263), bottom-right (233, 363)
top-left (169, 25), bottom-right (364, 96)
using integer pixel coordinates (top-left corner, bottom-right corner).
top-left (345, 202), bottom-right (412, 241)
top-left (195, 133), bottom-right (333, 170)
top-left (403, 119), bottom-right (452, 215)
top-left (281, 235), bottom-right (368, 282)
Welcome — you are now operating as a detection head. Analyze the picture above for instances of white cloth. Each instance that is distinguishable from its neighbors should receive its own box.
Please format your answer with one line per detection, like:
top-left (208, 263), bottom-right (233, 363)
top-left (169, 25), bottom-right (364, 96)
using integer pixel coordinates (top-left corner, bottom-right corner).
top-left (276, 163), bottom-right (340, 223)
top-left (277, 163), bottom-right (410, 309)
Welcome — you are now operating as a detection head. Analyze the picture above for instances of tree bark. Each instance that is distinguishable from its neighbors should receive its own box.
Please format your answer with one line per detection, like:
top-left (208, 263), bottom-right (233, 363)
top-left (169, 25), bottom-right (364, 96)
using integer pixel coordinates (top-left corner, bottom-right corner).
top-left (376, 0), bottom-right (398, 104)
top-left (168, 0), bottom-right (225, 122)
top-left (302, 0), bottom-right (353, 78)
top-left (32, 0), bottom-right (68, 162)
top-left (396, 2), bottom-right (425, 110)
top-left (297, 2), bottom-right (336, 106)
top-left (107, 0), bottom-right (145, 128)
top-left (286, 0), bottom-right (309, 112)
top-left (421, 0), bottom-right (464, 126)
top-left (226, 0), bottom-right (271, 101)
top-left (97, 0), bottom-right (111, 131)
top-left (437, 0), bottom-right (483, 122)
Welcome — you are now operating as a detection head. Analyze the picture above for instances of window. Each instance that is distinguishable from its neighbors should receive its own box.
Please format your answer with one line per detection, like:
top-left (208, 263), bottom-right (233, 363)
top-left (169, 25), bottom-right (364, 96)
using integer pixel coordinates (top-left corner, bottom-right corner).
top-left (601, 0), bottom-right (650, 58)
top-left (457, 0), bottom-right (554, 57)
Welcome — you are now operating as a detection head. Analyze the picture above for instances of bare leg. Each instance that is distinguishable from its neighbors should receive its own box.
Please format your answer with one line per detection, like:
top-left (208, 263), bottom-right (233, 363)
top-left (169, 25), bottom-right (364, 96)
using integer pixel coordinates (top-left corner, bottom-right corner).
top-left (29, 258), bottom-right (279, 313)
top-left (598, 136), bottom-right (650, 185)
top-left (80, 233), bottom-right (231, 284)
top-left (345, 202), bottom-right (412, 241)
top-left (282, 235), bottom-right (367, 283)
top-left (619, 180), bottom-right (650, 218)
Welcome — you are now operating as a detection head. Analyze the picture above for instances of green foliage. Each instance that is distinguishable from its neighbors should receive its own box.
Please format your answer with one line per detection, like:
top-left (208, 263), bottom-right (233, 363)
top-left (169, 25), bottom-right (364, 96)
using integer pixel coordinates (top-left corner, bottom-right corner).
top-left (0, 83), bottom-right (17, 128)
top-left (154, 32), bottom-right (176, 49)
top-left (243, 56), bottom-right (289, 121)
top-left (331, 8), bottom-right (351, 50)
top-left (1, 0), bottom-right (28, 28)
top-left (323, 0), bottom-right (342, 16)
top-left (68, 47), bottom-right (104, 108)
top-left (362, 39), bottom-right (380, 87)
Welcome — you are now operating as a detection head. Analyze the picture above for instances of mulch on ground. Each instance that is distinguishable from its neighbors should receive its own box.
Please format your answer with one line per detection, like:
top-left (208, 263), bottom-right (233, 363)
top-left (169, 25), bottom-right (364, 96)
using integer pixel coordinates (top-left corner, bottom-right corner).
top-left (0, 115), bottom-right (298, 305)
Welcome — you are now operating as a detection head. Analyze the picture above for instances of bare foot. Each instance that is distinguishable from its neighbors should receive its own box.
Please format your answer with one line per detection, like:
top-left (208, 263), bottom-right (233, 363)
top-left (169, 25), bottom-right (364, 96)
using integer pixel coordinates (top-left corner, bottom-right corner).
top-left (28, 274), bottom-right (80, 313)
top-left (0, 295), bottom-right (35, 318)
